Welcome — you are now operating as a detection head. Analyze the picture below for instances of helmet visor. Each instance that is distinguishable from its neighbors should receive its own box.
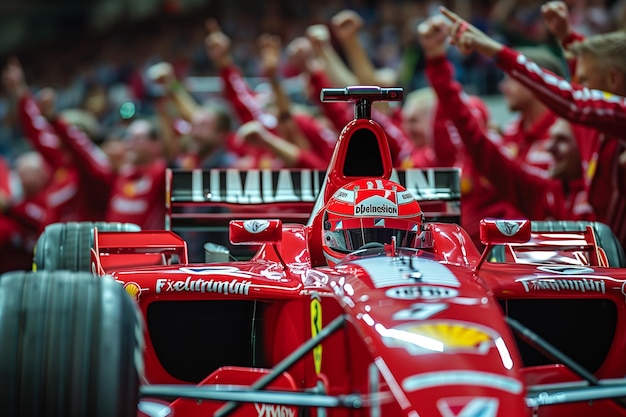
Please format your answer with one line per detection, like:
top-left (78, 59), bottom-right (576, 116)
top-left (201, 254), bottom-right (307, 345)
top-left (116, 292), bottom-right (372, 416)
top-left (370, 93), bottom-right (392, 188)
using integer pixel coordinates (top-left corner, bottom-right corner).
top-left (324, 217), bottom-right (422, 253)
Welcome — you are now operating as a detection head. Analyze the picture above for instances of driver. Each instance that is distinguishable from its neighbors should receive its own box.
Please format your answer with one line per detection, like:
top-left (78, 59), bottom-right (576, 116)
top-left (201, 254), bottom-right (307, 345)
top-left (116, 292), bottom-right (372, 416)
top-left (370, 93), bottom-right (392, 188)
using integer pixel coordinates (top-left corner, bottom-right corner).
top-left (321, 178), bottom-right (425, 266)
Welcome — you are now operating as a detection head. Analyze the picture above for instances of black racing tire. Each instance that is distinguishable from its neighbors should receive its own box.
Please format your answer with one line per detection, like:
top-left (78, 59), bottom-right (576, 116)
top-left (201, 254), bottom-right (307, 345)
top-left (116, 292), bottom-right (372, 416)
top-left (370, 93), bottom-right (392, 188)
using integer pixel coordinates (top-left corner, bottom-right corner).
top-left (33, 221), bottom-right (141, 272)
top-left (0, 270), bottom-right (143, 417)
top-left (531, 220), bottom-right (626, 267)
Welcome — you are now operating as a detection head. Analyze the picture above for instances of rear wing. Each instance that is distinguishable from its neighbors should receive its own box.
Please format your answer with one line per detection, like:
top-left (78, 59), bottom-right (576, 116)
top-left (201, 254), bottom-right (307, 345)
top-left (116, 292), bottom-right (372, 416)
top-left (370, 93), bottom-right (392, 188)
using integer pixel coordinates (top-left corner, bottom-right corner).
top-left (166, 167), bottom-right (461, 231)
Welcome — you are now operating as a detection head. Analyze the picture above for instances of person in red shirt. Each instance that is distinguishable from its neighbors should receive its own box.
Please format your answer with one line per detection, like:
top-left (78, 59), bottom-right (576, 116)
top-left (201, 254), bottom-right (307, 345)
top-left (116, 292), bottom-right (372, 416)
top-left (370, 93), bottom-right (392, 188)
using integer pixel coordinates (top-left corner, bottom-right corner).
top-left (2, 58), bottom-right (114, 223)
top-left (105, 118), bottom-right (168, 230)
top-left (0, 153), bottom-right (53, 272)
top-left (419, 12), bottom-right (593, 222)
top-left (288, 25), bottom-right (422, 168)
top-left (204, 19), bottom-right (337, 169)
top-left (440, 5), bottom-right (626, 250)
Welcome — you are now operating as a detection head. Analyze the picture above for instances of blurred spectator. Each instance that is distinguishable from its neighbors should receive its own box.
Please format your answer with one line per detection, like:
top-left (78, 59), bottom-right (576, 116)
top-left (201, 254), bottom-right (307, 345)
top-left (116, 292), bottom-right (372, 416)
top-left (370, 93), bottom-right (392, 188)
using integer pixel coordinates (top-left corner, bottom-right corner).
top-left (421, 17), bottom-right (594, 221)
top-left (105, 118), bottom-right (170, 229)
top-left (147, 61), bottom-right (237, 170)
top-left (2, 58), bottom-right (113, 223)
top-left (0, 152), bottom-right (52, 272)
top-left (441, 4), bottom-right (626, 249)
top-left (204, 18), bottom-right (337, 169)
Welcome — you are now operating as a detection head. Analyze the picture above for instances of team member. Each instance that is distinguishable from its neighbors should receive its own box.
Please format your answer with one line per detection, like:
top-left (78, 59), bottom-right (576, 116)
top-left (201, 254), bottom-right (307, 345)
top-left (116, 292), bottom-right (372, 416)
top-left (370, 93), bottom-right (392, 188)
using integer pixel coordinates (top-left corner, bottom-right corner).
top-left (439, 5), bottom-right (626, 249)
top-left (204, 19), bottom-right (337, 169)
top-left (420, 14), bottom-right (593, 222)
top-left (0, 153), bottom-right (52, 272)
top-left (105, 118), bottom-right (168, 230)
top-left (2, 58), bottom-right (113, 223)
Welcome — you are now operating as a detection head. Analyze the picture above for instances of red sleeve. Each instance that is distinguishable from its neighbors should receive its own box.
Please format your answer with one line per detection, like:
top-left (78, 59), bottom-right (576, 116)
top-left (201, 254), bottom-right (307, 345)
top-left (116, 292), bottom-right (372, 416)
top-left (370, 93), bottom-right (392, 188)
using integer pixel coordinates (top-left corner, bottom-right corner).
top-left (293, 113), bottom-right (336, 162)
top-left (372, 108), bottom-right (414, 167)
top-left (495, 46), bottom-right (626, 137)
top-left (49, 118), bottom-right (114, 190)
top-left (18, 95), bottom-right (65, 170)
top-left (561, 31), bottom-right (585, 77)
top-left (433, 103), bottom-right (460, 168)
top-left (428, 57), bottom-right (490, 168)
top-left (4, 197), bottom-right (51, 234)
top-left (220, 65), bottom-right (277, 127)
top-left (426, 55), bottom-right (560, 219)
top-left (308, 69), bottom-right (352, 132)
top-left (427, 56), bottom-right (459, 167)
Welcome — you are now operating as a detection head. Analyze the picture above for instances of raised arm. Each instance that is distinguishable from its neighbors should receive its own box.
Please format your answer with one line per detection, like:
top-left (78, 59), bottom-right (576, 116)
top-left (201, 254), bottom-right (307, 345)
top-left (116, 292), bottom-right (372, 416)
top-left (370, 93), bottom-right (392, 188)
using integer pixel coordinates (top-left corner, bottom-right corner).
top-left (205, 19), bottom-right (275, 127)
top-left (419, 16), bottom-right (559, 219)
top-left (441, 6), bottom-right (626, 137)
top-left (148, 61), bottom-right (200, 123)
top-left (330, 10), bottom-right (381, 86)
top-left (258, 33), bottom-right (311, 152)
top-left (2, 58), bottom-right (65, 170)
top-left (306, 23), bottom-right (358, 87)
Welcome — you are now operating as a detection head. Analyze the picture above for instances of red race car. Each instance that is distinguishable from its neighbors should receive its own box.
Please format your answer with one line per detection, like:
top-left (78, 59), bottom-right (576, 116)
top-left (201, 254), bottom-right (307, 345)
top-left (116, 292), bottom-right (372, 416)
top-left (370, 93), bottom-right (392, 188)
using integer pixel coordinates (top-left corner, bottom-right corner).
top-left (3, 86), bottom-right (626, 417)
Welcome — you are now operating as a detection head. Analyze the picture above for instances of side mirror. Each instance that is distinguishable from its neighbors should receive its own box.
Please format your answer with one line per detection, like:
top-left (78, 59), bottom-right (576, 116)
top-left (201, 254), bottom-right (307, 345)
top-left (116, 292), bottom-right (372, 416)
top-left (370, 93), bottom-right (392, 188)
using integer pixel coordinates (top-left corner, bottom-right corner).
top-left (229, 219), bottom-right (283, 245)
top-left (479, 219), bottom-right (531, 245)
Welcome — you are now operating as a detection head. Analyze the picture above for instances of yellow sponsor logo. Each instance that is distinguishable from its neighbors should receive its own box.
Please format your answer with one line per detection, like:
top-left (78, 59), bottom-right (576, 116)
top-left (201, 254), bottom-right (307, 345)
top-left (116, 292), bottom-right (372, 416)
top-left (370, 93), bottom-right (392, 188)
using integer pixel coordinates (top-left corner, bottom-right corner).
top-left (123, 282), bottom-right (142, 301)
top-left (402, 322), bottom-right (494, 354)
top-left (310, 297), bottom-right (322, 374)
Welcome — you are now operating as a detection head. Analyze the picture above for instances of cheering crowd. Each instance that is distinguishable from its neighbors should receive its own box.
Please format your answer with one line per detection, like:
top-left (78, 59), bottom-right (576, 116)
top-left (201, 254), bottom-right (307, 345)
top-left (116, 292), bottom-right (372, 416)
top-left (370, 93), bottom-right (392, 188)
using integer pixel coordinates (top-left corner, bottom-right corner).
top-left (1, 0), bottom-right (626, 271)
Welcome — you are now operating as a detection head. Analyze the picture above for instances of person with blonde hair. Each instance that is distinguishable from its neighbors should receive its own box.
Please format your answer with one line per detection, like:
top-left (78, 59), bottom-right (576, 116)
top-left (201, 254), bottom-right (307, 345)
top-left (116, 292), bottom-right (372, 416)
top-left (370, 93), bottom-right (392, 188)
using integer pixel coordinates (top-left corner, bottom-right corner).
top-left (440, 3), bottom-right (626, 250)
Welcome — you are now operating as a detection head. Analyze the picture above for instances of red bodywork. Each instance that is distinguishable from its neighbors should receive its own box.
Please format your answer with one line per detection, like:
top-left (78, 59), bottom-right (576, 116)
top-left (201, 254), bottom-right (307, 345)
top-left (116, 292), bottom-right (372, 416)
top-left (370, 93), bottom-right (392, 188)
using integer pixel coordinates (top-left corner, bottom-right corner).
top-left (89, 88), bottom-right (626, 417)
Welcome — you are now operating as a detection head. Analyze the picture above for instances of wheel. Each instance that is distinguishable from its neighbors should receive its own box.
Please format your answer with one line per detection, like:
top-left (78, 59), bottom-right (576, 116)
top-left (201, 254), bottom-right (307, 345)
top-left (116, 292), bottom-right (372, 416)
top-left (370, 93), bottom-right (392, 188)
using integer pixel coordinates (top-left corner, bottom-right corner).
top-left (531, 220), bottom-right (626, 267)
top-left (33, 221), bottom-right (141, 272)
top-left (0, 270), bottom-right (143, 417)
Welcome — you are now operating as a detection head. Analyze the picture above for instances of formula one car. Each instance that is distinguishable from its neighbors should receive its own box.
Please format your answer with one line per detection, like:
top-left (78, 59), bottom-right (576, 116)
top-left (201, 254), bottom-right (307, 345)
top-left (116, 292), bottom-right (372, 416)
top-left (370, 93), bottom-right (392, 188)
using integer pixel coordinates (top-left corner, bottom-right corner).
top-left (3, 86), bottom-right (626, 417)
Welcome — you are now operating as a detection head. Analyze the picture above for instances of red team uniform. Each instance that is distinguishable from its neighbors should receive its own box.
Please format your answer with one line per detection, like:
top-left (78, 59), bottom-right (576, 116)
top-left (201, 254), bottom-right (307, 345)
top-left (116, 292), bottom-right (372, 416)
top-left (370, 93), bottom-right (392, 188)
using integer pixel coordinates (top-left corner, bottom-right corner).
top-left (426, 55), bottom-right (594, 226)
top-left (494, 46), bottom-right (626, 248)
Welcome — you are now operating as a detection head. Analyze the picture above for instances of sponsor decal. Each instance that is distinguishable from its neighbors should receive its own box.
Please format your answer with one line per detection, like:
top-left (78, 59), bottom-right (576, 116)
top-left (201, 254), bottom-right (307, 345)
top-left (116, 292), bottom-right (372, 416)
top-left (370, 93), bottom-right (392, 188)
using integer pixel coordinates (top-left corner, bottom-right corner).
top-left (355, 188), bottom-right (398, 216)
top-left (156, 277), bottom-right (251, 295)
top-left (402, 370), bottom-right (523, 394)
top-left (398, 190), bottom-right (416, 203)
top-left (437, 397), bottom-right (499, 417)
top-left (392, 303), bottom-right (447, 321)
top-left (255, 404), bottom-right (295, 417)
top-left (333, 189), bottom-right (352, 203)
top-left (383, 321), bottom-right (497, 356)
top-left (355, 203), bottom-right (398, 215)
top-left (518, 277), bottom-right (605, 293)
top-left (495, 220), bottom-right (521, 236)
top-left (123, 282), bottom-right (147, 301)
top-left (537, 265), bottom-right (595, 275)
top-left (386, 286), bottom-right (459, 300)
top-left (310, 295), bottom-right (323, 374)
top-left (243, 219), bottom-right (270, 234)
top-left (189, 169), bottom-right (323, 204)
top-left (351, 257), bottom-right (460, 289)
top-left (170, 168), bottom-right (461, 205)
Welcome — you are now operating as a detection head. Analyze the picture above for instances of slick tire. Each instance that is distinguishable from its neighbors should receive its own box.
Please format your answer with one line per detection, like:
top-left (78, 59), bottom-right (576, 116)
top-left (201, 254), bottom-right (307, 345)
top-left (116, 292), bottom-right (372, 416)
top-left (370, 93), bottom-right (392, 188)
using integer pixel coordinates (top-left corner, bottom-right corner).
top-left (33, 221), bottom-right (141, 272)
top-left (0, 270), bottom-right (143, 417)
top-left (531, 220), bottom-right (626, 267)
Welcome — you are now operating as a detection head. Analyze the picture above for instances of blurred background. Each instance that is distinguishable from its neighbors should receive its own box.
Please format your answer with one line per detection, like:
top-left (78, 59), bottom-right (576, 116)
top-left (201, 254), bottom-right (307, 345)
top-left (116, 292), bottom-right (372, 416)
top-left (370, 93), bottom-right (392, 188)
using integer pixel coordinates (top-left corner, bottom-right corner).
top-left (0, 0), bottom-right (624, 157)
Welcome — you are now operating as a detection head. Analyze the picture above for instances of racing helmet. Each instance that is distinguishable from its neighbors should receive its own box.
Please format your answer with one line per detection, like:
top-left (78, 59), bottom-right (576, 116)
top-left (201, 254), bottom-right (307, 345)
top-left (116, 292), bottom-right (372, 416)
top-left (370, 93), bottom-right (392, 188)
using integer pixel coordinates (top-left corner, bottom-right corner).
top-left (322, 179), bottom-right (425, 266)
